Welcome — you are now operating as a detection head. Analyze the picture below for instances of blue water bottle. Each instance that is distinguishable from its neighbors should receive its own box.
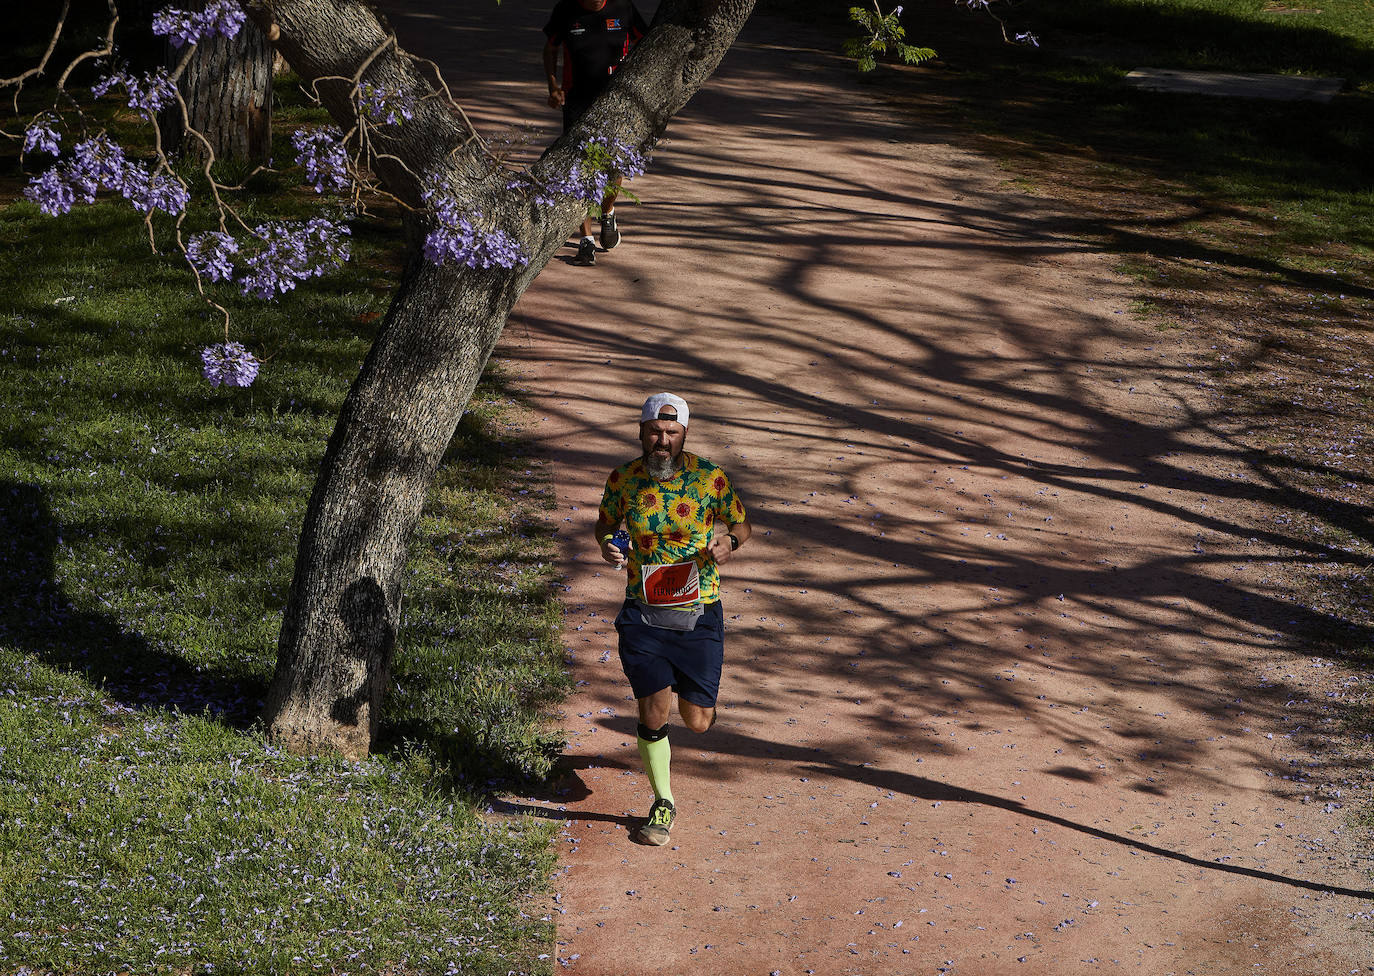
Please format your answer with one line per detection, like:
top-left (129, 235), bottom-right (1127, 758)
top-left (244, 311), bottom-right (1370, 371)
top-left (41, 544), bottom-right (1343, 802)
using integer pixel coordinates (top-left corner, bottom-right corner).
top-left (610, 529), bottom-right (632, 563)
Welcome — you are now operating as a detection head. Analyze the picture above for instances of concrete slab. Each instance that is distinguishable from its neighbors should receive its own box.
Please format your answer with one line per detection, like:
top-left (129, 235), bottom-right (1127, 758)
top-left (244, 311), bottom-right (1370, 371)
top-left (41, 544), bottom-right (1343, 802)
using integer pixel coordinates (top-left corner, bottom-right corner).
top-left (1125, 67), bottom-right (1345, 102)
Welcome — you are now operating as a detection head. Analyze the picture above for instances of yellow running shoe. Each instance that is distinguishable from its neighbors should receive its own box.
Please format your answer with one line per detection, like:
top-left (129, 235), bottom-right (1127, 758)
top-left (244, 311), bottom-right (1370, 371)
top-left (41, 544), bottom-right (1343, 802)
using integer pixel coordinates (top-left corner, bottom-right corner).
top-left (637, 798), bottom-right (675, 846)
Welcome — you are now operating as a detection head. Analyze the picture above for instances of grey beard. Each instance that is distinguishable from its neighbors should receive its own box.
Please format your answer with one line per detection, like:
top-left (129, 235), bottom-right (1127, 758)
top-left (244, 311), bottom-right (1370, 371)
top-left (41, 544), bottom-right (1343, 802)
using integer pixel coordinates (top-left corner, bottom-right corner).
top-left (646, 453), bottom-right (678, 481)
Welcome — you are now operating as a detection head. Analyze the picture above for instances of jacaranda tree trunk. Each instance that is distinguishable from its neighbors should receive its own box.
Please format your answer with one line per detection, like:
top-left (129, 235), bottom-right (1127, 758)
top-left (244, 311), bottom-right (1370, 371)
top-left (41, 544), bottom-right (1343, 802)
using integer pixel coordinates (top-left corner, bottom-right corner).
top-left (240, 0), bottom-right (756, 757)
top-left (166, 0), bottom-right (274, 163)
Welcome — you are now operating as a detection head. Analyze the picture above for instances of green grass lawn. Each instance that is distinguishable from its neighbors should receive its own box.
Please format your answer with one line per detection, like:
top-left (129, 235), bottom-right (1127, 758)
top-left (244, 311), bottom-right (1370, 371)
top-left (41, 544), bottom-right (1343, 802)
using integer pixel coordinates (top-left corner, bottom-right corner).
top-left (0, 86), bottom-right (567, 975)
top-left (937, 0), bottom-right (1374, 250)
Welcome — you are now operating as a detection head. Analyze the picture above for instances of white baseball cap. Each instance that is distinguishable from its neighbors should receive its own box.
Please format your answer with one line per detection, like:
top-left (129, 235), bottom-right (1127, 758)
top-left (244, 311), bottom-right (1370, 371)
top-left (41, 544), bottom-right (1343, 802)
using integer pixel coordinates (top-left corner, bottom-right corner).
top-left (640, 392), bottom-right (689, 427)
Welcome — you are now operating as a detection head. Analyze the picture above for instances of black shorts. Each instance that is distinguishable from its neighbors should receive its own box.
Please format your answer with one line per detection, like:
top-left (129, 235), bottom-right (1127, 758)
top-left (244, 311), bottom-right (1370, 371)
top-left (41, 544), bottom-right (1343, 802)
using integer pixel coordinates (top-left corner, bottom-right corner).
top-left (562, 94), bottom-right (599, 133)
top-left (615, 600), bottom-right (725, 707)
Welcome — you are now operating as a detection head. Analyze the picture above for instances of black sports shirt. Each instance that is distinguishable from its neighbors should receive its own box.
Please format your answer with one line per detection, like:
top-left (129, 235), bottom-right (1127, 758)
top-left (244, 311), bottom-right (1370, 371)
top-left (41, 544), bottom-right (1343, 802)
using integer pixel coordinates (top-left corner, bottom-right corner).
top-left (544, 0), bottom-right (648, 102)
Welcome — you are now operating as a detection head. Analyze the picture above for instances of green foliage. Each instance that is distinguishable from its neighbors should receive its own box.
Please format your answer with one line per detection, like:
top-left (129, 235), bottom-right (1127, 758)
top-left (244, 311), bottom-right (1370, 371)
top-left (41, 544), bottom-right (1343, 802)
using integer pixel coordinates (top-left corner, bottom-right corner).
top-left (844, 3), bottom-right (937, 73)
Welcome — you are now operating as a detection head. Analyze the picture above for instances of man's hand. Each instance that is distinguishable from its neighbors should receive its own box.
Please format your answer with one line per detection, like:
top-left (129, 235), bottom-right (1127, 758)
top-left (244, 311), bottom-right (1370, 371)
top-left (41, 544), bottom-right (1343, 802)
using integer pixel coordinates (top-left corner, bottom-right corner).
top-left (705, 534), bottom-right (734, 564)
top-left (547, 86), bottom-right (566, 109)
top-left (600, 536), bottom-right (628, 568)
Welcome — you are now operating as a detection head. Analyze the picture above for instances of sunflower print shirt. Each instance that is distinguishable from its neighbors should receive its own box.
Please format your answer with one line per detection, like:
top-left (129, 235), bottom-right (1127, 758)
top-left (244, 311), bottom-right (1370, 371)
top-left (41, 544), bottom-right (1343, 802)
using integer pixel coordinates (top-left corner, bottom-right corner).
top-left (598, 451), bottom-right (747, 604)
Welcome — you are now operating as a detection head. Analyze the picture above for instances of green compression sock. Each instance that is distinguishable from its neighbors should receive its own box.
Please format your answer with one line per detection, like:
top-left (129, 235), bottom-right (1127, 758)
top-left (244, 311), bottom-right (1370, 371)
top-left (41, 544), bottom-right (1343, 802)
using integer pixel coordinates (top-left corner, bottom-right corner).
top-left (636, 722), bottom-right (674, 805)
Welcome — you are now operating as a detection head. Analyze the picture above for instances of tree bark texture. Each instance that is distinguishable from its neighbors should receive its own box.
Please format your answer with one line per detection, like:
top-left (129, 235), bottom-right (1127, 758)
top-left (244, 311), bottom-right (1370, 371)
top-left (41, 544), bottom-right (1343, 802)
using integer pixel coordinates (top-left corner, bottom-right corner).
top-left (166, 0), bottom-right (273, 163)
top-left (242, 0), bottom-right (755, 757)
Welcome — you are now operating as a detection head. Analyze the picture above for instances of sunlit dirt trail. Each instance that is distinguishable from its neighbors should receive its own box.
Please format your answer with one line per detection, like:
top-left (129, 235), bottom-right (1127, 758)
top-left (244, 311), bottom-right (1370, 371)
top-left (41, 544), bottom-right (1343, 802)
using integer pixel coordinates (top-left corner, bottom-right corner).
top-left (379, 3), bottom-right (1374, 973)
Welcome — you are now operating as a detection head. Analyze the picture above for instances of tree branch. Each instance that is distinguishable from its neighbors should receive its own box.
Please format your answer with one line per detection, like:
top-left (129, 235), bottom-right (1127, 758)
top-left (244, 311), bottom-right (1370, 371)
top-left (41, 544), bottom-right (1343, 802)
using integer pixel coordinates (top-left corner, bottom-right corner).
top-left (2, 0), bottom-right (73, 110)
top-left (55, 2), bottom-right (119, 96)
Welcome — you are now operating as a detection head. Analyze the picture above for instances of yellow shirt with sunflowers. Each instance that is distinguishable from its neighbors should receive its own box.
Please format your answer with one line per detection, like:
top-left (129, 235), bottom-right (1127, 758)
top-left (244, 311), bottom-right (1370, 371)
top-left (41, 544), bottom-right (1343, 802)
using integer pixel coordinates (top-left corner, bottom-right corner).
top-left (598, 451), bottom-right (747, 605)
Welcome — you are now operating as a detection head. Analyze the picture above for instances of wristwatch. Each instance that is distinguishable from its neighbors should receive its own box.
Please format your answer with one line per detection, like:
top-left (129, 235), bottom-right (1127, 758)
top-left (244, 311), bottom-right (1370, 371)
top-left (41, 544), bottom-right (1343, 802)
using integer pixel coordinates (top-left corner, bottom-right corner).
top-left (727, 533), bottom-right (740, 551)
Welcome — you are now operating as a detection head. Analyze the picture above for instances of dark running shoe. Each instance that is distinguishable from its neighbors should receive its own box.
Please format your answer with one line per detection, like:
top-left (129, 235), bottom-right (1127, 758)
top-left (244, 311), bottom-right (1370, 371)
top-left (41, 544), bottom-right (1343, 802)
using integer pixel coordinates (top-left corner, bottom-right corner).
top-left (599, 212), bottom-right (621, 250)
top-left (637, 798), bottom-right (675, 846)
top-left (573, 237), bottom-right (596, 266)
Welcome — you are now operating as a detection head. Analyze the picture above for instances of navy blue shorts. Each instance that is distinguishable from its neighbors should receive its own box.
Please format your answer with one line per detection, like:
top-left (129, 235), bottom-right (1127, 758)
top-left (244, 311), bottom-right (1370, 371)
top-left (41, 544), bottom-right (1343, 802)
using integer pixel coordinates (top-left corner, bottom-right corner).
top-left (562, 96), bottom-right (597, 133)
top-left (615, 600), bottom-right (725, 707)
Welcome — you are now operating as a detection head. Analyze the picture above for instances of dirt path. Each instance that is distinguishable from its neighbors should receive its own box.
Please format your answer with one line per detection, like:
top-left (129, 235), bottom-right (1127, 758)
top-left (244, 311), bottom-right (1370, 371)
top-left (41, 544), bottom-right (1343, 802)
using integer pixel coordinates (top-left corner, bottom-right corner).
top-left (379, 4), bottom-right (1373, 973)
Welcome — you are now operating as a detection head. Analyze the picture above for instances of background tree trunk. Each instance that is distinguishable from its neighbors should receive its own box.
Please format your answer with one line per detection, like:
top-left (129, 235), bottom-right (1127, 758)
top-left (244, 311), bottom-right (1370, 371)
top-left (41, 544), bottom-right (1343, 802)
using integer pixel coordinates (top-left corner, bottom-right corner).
top-left (164, 0), bottom-right (273, 164)
top-left (245, 0), bottom-right (756, 758)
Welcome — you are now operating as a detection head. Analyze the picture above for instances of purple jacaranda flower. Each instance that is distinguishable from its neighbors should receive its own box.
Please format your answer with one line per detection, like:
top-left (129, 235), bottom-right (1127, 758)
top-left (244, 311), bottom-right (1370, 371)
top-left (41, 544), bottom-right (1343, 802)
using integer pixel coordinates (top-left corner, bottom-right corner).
top-left (184, 220), bottom-right (351, 298)
top-left (23, 169), bottom-right (76, 216)
top-left (298, 216), bottom-right (351, 262)
top-left (21, 135), bottom-right (122, 216)
top-left (186, 231), bottom-right (240, 282)
top-left (522, 135), bottom-right (651, 206)
top-left (23, 116), bottom-right (61, 156)
top-left (127, 69), bottom-right (179, 116)
top-left (23, 135), bottom-right (192, 219)
top-left (290, 128), bottom-right (350, 193)
top-left (152, 1), bottom-right (246, 49)
top-left (69, 134), bottom-right (129, 189)
top-left (196, 0), bottom-right (247, 40)
top-left (151, 7), bottom-right (197, 47)
top-left (144, 171), bottom-right (191, 214)
top-left (93, 69), bottom-right (179, 116)
top-left (90, 71), bottom-right (122, 98)
top-left (120, 163), bottom-right (190, 215)
top-left (200, 341), bottom-right (260, 387)
top-left (357, 83), bottom-right (415, 126)
top-left (236, 218), bottom-right (350, 299)
top-left (421, 185), bottom-right (528, 269)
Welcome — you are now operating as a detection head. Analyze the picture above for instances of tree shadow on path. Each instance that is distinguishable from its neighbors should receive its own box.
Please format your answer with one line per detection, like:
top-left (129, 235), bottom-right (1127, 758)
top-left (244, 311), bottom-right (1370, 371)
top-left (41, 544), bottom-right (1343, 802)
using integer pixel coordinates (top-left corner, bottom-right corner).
top-left (583, 716), bottom-right (1374, 901)
top-left (807, 756), bottom-right (1374, 901)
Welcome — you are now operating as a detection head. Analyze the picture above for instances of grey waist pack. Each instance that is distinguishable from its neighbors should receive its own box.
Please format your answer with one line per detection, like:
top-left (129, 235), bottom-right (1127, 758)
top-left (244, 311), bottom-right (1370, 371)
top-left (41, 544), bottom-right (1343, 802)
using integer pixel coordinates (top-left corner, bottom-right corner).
top-left (635, 600), bottom-right (704, 632)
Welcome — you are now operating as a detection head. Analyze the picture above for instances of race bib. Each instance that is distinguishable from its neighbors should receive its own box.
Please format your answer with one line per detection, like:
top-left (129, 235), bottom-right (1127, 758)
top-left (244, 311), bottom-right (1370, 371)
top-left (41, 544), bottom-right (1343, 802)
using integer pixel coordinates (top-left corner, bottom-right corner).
top-left (640, 561), bottom-right (700, 607)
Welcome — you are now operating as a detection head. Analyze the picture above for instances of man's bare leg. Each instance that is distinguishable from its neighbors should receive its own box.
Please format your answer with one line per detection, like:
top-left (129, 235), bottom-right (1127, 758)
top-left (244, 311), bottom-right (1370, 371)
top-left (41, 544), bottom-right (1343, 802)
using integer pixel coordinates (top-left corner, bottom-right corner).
top-left (637, 687), bottom-right (715, 733)
top-left (678, 698), bottom-right (716, 733)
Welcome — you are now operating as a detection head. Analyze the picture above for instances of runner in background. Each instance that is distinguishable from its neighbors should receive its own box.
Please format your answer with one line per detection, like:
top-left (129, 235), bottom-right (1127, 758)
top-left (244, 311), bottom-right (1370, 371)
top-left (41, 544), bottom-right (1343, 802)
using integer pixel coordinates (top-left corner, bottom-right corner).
top-left (593, 393), bottom-right (752, 845)
top-left (542, 0), bottom-right (648, 265)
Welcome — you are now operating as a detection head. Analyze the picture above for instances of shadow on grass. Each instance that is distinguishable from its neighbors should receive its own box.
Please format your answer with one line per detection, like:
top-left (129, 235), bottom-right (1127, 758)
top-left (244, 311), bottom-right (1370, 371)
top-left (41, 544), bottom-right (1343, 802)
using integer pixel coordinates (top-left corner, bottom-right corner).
top-left (1009, 0), bottom-right (1374, 82)
top-left (0, 479), bottom-right (266, 725)
top-left (772, 0), bottom-right (1374, 82)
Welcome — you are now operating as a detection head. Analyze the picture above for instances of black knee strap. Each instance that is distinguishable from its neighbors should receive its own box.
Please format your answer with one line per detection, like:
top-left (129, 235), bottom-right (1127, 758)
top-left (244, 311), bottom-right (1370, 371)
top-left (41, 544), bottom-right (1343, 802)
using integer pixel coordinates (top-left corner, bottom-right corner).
top-left (637, 722), bottom-right (669, 742)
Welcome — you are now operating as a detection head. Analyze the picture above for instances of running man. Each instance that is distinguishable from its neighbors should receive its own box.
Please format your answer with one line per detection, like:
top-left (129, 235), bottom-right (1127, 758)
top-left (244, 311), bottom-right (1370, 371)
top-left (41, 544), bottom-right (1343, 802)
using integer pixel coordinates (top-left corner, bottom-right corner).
top-left (594, 393), bottom-right (752, 845)
top-left (542, 0), bottom-right (648, 265)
